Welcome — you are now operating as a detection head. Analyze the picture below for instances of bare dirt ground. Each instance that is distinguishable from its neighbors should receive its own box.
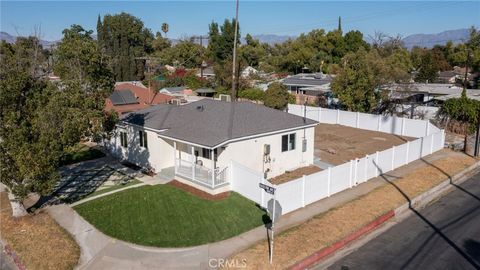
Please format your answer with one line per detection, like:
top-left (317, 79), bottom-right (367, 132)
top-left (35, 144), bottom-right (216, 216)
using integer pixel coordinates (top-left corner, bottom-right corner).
top-left (315, 124), bottom-right (414, 165)
top-left (269, 165), bottom-right (322, 185)
top-left (0, 192), bottom-right (80, 270)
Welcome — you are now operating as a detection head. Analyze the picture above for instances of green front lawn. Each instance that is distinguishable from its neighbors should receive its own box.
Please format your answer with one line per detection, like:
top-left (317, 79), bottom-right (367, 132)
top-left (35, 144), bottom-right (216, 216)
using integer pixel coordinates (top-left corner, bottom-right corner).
top-left (74, 185), bottom-right (266, 247)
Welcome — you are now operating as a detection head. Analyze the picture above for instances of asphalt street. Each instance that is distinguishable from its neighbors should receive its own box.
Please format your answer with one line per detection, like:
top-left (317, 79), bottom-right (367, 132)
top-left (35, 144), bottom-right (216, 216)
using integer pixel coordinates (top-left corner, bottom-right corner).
top-left (326, 172), bottom-right (480, 270)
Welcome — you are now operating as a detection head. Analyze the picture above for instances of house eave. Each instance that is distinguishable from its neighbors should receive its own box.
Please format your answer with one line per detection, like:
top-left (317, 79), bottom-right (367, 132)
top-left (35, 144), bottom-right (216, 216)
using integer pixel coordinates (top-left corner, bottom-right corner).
top-left (120, 121), bottom-right (318, 150)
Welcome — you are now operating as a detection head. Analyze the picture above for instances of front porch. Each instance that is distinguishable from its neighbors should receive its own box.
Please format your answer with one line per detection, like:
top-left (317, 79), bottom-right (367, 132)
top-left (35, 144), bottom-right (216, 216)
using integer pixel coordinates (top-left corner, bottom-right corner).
top-left (173, 142), bottom-right (229, 190)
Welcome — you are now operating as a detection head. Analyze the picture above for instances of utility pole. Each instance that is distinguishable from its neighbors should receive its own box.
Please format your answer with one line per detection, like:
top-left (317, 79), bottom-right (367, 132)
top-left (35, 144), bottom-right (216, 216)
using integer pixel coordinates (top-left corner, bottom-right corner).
top-left (192, 35), bottom-right (209, 78)
top-left (475, 113), bottom-right (480, 157)
top-left (231, 0), bottom-right (240, 101)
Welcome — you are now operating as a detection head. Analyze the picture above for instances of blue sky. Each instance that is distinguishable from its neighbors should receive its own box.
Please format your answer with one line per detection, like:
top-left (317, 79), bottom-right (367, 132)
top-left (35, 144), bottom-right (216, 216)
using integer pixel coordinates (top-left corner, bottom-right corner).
top-left (1, 1), bottom-right (479, 41)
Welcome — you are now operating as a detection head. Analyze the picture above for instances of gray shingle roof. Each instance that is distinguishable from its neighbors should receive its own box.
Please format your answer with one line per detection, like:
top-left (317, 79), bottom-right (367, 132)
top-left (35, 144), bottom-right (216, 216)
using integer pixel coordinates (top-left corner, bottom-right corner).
top-left (195, 88), bottom-right (216, 94)
top-left (282, 77), bottom-right (331, 87)
top-left (121, 99), bottom-right (317, 148)
top-left (109, 90), bottom-right (138, 105)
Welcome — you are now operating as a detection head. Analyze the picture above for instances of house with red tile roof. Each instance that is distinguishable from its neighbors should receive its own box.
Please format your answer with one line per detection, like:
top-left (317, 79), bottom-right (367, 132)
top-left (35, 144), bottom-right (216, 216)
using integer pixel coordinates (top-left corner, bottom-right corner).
top-left (105, 82), bottom-right (173, 115)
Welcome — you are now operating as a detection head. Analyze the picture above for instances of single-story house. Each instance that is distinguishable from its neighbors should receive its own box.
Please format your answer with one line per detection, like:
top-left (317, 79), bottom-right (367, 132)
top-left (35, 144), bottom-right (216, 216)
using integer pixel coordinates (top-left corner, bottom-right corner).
top-left (241, 66), bottom-right (259, 78)
top-left (281, 73), bottom-right (333, 94)
top-left (281, 73), bottom-right (333, 105)
top-left (382, 83), bottom-right (464, 105)
top-left (195, 88), bottom-right (216, 97)
top-left (196, 66), bottom-right (215, 79)
top-left (159, 86), bottom-right (194, 98)
top-left (105, 99), bottom-right (317, 194)
top-left (105, 83), bottom-right (173, 115)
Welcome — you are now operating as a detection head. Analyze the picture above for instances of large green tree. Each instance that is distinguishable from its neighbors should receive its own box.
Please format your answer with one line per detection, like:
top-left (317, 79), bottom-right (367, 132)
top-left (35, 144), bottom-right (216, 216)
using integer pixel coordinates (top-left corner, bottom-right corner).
top-left (208, 19), bottom-right (240, 63)
top-left (264, 82), bottom-right (293, 110)
top-left (0, 26), bottom-right (116, 216)
top-left (54, 25), bottom-right (114, 93)
top-left (97, 12), bottom-right (154, 81)
top-left (331, 48), bottom-right (390, 113)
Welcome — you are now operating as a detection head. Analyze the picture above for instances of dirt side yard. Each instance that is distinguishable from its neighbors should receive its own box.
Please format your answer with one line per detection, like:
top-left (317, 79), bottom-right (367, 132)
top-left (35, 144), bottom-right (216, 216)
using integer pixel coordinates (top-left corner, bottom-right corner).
top-left (228, 150), bottom-right (476, 269)
top-left (0, 192), bottom-right (80, 270)
top-left (315, 124), bottom-right (414, 165)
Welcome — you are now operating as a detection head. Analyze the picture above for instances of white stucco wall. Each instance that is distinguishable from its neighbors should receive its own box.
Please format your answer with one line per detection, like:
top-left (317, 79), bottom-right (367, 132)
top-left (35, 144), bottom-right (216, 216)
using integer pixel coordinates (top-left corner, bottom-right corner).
top-left (104, 125), bottom-right (174, 172)
top-left (216, 127), bottom-right (315, 179)
top-left (105, 124), bottom-right (315, 179)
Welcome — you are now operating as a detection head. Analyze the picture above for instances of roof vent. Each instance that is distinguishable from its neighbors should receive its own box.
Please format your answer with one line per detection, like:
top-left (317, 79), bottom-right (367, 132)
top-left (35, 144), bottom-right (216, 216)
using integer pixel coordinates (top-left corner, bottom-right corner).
top-left (196, 105), bottom-right (205, 112)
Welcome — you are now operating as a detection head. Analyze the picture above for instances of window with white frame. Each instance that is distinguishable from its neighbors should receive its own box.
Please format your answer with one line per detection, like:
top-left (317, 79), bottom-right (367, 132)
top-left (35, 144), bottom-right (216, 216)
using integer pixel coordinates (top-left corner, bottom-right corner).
top-left (281, 133), bottom-right (296, 152)
top-left (120, 132), bottom-right (128, 148)
top-left (139, 130), bottom-right (148, 149)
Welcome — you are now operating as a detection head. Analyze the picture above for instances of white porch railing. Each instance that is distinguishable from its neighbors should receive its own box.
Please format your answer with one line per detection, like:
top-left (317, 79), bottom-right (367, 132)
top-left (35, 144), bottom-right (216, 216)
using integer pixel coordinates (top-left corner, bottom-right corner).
top-left (175, 158), bottom-right (228, 188)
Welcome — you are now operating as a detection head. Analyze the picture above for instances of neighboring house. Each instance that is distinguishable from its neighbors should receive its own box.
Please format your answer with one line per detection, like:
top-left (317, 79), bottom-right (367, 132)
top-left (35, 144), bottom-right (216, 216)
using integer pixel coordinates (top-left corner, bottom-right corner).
top-left (115, 81), bottom-right (148, 89)
top-left (241, 66), bottom-right (259, 78)
top-left (105, 99), bottom-right (317, 194)
top-left (159, 86), bottom-right (193, 98)
top-left (105, 83), bottom-right (173, 115)
top-left (196, 66), bottom-right (215, 79)
top-left (437, 71), bottom-right (458, 84)
top-left (195, 88), bottom-right (216, 97)
top-left (281, 73), bottom-right (333, 105)
top-left (383, 83), bottom-right (464, 105)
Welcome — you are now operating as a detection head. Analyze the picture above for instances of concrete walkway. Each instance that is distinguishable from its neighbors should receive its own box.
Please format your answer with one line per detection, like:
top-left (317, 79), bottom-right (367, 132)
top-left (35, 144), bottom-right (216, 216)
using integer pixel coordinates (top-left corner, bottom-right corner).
top-left (47, 150), bottom-right (463, 270)
top-left (69, 182), bottom-right (147, 207)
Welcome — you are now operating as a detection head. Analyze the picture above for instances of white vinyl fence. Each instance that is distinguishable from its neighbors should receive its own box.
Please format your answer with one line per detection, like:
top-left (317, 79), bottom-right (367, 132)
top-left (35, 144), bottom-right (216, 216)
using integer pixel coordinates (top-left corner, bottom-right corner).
top-left (230, 105), bottom-right (445, 215)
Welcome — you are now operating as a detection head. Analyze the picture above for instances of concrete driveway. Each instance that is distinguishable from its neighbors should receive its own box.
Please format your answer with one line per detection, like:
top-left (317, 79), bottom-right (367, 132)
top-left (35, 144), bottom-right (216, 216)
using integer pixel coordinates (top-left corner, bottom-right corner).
top-left (29, 157), bottom-right (132, 210)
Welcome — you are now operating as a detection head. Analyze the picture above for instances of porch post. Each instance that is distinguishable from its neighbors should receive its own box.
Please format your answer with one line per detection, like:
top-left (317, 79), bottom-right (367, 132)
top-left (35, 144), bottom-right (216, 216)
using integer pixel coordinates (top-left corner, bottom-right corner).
top-left (174, 141), bottom-right (177, 174)
top-left (211, 149), bottom-right (215, 188)
top-left (191, 145), bottom-right (195, 180)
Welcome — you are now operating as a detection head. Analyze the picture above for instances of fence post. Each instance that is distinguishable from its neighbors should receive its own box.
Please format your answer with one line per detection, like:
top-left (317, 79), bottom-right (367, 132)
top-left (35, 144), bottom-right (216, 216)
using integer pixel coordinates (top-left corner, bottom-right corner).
top-left (405, 141), bottom-right (410, 165)
top-left (401, 117), bottom-right (406, 136)
top-left (319, 108), bottom-right (322, 123)
top-left (441, 129), bottom-right (445, 148)
top-left (377, 115), bottom-right (381, 131)
top-left (391, 146), bottom-right (395, 171)
top-left (327, 167), bottom-right (331, 197)
top-left (364, 155), bottom-right (368, 182)
top-left (336, 109), bottom-right (340, 124)
top-left (354, 158), bottom-right (358, 185)
top-left (349, 160), bottom-right (353, 188)
top-left (425, 121), bottom-right (430, 136)
top-left (375, 151), bottom-right (380, 176)
top-left (302, 175), bottom-right (306, 207)
top-left (356, 112), bottom-right (360, 128)
top-left (430, 133), bottom-right (434, 154)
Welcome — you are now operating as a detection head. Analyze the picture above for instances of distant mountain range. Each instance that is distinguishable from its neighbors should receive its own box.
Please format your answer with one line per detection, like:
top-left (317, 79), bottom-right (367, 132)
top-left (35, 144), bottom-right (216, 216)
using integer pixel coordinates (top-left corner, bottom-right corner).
top-left (1, 28), bottom-right (471, 49)
top-left (0, 31), bottom-right (58, 49)
top-left (402, 28), bottom-right (471, 49)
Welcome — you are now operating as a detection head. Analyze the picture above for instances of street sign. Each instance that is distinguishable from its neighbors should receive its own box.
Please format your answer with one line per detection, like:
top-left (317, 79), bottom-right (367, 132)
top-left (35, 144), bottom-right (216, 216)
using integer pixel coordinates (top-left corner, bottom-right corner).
top-left (267, 199), bottom-right (282, 221)
top-left (259, 183), bottom-right (276, 195)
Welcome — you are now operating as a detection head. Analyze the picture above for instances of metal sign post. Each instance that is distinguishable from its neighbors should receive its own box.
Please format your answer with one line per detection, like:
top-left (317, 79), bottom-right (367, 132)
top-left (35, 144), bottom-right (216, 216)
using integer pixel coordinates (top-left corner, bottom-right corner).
top-left (259, 183), bottom-right (281, 265)
top-left (270, 192), bottom-right (276, 265)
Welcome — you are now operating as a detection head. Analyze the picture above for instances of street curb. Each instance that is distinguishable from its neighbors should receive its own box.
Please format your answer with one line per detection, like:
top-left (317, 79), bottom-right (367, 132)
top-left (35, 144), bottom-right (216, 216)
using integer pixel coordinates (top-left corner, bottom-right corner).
top-left (289, 211), bottom-right (395, 270)
top-left (289, 159), bottom-right (480, 270)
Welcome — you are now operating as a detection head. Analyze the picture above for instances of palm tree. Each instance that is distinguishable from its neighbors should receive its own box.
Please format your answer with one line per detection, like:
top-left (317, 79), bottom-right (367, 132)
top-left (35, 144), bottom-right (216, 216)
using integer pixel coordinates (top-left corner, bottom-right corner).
top-left (161, 23), bottom-right (169, 39)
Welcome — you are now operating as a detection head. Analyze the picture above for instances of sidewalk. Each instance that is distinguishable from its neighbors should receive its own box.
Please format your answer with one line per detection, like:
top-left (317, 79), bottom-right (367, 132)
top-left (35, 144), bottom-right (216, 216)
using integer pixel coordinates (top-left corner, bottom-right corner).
top-left (47, 149), bottom-right (472, 270)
